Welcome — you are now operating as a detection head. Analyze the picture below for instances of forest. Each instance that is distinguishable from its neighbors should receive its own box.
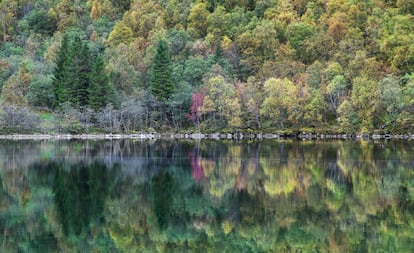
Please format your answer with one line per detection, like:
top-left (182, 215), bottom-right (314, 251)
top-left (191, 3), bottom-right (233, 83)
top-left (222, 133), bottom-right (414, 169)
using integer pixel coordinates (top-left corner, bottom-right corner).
top-left (0, 0), bottom-right (414, 133)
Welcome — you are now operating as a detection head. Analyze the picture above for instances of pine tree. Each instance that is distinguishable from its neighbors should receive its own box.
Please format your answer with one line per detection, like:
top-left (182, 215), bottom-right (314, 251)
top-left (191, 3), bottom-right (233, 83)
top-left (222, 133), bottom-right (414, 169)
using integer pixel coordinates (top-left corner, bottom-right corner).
top-left (52, 34), bottom-right (71, 107)
top-left (67, 37), bottom-right (92, 107)
top-left (150, 40), bottom-right (174, 102)
top-left (88, 55), bottom-right (114, 110)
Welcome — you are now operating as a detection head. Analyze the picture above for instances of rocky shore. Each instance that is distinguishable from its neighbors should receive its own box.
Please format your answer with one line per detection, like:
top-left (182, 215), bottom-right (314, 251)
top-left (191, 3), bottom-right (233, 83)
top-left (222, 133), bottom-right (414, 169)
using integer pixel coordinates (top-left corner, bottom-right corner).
top-left (0, 132), bottom-right (412, 140)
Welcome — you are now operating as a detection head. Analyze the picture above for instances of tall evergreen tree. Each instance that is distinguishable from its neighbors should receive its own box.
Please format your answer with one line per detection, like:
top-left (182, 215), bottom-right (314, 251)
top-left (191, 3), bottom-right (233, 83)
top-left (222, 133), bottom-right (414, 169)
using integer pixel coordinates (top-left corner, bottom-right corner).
top-left (67, 37), bottom-right (92, 107)
top-left (88, 55), bottom-right (114, 110)
top-left (52, 34), bottom-right (71, 107)
top-left (150, 39), bottom-right (174, 102)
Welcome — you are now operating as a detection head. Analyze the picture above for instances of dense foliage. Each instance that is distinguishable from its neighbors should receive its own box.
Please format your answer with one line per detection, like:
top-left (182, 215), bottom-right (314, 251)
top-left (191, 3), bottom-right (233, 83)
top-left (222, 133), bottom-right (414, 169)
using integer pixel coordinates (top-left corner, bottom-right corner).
top-left (0, 0), bottom-right (414, 133)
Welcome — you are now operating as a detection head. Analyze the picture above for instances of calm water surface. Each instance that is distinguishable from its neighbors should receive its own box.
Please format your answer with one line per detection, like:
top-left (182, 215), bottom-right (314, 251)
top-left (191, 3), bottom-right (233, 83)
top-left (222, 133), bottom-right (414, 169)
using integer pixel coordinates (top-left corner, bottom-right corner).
top-left (0, 140), bottom-right (413, 252)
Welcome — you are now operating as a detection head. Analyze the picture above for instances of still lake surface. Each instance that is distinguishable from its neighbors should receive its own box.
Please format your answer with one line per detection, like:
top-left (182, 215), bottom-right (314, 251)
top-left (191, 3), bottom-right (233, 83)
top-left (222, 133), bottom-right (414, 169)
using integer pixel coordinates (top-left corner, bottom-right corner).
top-left (0, 139), bottom-right (413, 252)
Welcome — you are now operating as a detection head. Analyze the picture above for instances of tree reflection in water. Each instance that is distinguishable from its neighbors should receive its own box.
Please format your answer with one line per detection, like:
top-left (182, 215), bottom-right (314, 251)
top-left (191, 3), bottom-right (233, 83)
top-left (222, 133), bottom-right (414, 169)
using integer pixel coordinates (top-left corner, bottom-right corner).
top-left (151, 171), bottom-right (174, 229)
top-left (0, 140), bottom-right (413, 252)
top-left (53, 162), bottom-right (110, 236)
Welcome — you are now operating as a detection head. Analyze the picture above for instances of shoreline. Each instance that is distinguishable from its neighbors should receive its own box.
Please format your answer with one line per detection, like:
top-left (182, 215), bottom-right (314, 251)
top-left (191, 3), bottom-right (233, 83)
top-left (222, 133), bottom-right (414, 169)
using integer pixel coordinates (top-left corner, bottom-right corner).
top-left (0, 132), bottom-right (412, 140)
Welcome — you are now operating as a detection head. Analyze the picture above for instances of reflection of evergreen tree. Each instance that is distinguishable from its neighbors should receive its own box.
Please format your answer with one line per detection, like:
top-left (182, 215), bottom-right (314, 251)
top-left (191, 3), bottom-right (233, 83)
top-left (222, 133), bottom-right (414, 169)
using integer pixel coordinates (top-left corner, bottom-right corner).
top-left (398, 186), bottom-right (414, 215)
top-left (0, 173), bottom-right (3, 195)
top-left (53, 162), bottom-right (110, 236)
top-left (3, 140), bottom-right (414, 252)
top-left (25, 234), bottom-right (58, 253)
top-left (236, 190), bottom-right (266, 225)
top-left (151, 171), bottom-right (174, 229)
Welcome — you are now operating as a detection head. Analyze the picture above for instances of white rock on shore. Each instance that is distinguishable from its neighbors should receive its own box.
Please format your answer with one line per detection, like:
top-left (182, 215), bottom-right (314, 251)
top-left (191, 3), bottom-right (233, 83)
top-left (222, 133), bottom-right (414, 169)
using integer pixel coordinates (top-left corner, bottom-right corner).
top-left (0, 132), bottom-right (412, 140)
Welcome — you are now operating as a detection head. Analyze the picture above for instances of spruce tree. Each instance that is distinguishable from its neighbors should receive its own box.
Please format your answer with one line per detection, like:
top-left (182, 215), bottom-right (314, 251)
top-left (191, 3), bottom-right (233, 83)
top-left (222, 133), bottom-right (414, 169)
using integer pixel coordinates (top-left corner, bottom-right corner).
top-left (52, 34), bottom-right (71, 107)
top-left (150, 39), bottom-right (174, 102)
top-left (67, 37), bottom-right (92, 107)
top-left (88, 55), bottom-right (114, 110)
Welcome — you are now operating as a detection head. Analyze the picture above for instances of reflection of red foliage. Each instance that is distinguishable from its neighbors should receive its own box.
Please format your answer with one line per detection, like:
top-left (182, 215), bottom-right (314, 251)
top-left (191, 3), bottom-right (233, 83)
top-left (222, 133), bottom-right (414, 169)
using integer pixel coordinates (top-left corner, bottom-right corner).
top-left (188, 151), bottom-right (204, 181)
top-left (235, 175), bottom-right (246, 190)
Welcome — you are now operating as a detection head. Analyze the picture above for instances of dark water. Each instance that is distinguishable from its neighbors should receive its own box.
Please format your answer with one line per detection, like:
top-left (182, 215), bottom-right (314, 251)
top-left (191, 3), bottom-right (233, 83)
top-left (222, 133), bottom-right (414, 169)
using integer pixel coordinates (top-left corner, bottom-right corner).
top-left (0, 140), bottom-right (413, 252)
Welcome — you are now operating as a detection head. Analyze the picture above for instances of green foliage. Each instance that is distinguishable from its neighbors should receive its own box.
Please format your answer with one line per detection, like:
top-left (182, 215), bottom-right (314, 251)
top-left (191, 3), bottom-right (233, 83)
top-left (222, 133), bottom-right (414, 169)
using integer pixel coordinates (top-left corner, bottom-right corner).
top-left (24, 9), bottom-right (57, 35)
top-left (0, 1), bottom-right (17, 42)
top-left (66, 38), bottom-right (92, 106)
top-left (188, 3), bottom-right (210, 38)
top-left (207, 5), bottom-right (229, 41)
top-left (182, 56), bottom-right (209, 86)
top-left (27, 74), bottom-right (55, 108)
top-left (1, 0), bottom-right (414, 132)
top-left (326, 74), bottom-right (347, 116)
top-left (53, 35), bottom-right (113, 111)
top-left (52, 34), bottom-right (71, 107)
top-left (167, 81), bottom-right (194, 130)
top-left (107, 21), bottom-right (133, 47)
top-left (151, 172), bottom-right (174, 229)
top-left (111, 0), bottom-right (131, 11)
top-left (88, 56), bottom-right (115, 110)
top-left (397, 0), bottom-right (414, 14)
top-left (260, 78), bottom-right (296, 128)
top-left (162, 0), bottom-right (191, 29)
top-left (105, 45), bottom-right (139, 93)
top-left (167, 29), bottom-right (192, 56)
top-left (1, 63), bottom-right (31, 106)
top-left (150, 39), bottom-right (174, 102)
top-left (285, 22), bottom-right (316, 63)
top-left (200, 74), bottom-right (242, 129)
top-left (377, 75), bottom-right (402, 129)
top-left (351, 76), bottom-right (379, 130)
top-left (54, 161), bottom-right (111, 235)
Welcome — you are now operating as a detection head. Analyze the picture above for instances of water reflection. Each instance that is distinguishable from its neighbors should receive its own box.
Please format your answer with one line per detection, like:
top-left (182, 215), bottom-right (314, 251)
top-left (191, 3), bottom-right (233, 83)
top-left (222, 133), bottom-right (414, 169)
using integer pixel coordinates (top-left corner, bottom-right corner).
top-left (0, 140), bottom-right (413, 252)
top-left (53, 162), bottom-right (111, 236)
top-left (151, 172), bottom-right (174, 229)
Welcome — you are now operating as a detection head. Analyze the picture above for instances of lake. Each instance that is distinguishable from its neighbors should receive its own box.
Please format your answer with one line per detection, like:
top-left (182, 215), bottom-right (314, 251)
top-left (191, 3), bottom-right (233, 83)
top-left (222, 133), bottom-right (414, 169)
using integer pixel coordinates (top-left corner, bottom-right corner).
top-left (0, 139), bottom-right (413, 252)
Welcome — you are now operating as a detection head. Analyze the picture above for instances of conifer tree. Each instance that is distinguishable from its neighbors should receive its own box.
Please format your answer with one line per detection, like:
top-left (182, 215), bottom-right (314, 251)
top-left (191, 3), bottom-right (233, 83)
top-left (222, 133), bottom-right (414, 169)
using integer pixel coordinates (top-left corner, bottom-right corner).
top-left (67, 37), bottom-right (92, 107)
top-left (88, 55), bottom-right (114, 110)
top-left (52, 34), bottom-right (71, 107)
top-left (150, 39), bottom-right (174, 102)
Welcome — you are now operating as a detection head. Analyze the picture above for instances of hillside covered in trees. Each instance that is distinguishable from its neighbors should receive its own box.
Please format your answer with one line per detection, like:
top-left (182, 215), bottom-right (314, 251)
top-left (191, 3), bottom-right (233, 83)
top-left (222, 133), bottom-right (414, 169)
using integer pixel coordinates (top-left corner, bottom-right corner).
top-left (0, 0), bottom-right (414, 133)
